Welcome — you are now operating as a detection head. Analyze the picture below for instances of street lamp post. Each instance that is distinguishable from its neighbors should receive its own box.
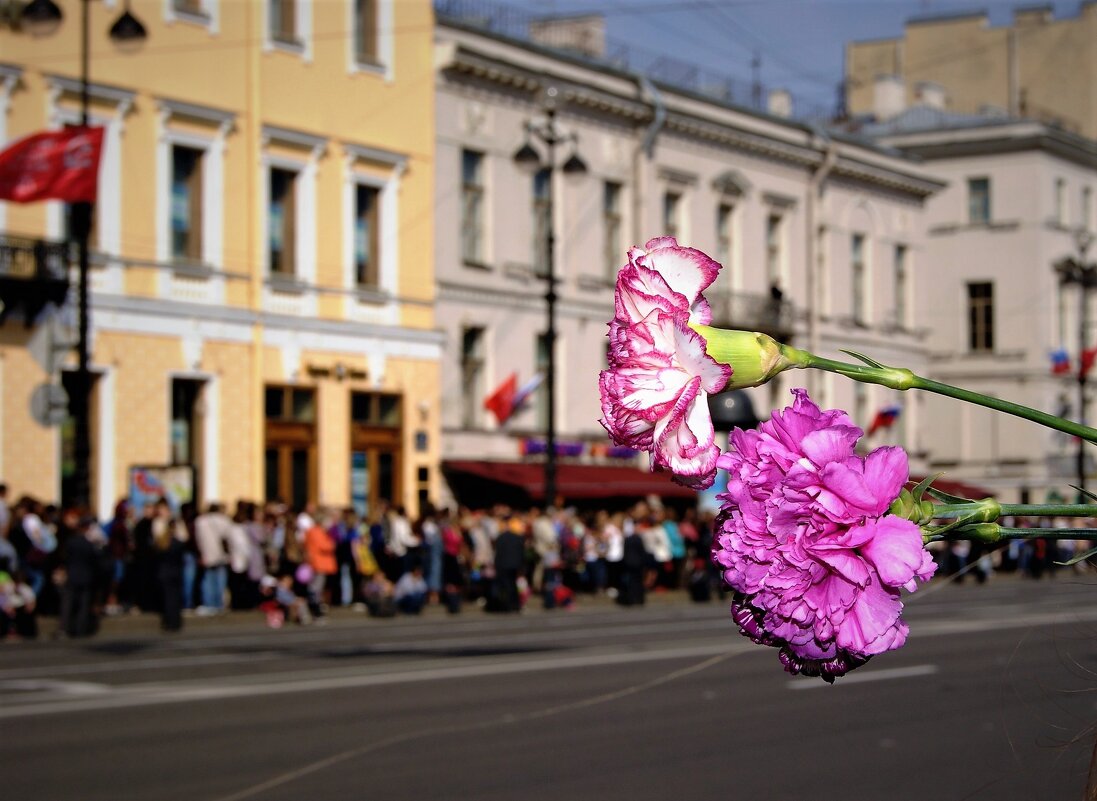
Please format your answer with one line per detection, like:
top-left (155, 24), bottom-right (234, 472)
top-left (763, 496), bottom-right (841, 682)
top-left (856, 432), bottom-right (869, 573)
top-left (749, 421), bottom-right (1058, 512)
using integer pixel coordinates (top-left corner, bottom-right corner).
top-left (1055, 229), bottom-right (1096, 496)
top-left (513, 86), bottom-right (587, 508)
top-left (21, 0), bottom-right (146, 510)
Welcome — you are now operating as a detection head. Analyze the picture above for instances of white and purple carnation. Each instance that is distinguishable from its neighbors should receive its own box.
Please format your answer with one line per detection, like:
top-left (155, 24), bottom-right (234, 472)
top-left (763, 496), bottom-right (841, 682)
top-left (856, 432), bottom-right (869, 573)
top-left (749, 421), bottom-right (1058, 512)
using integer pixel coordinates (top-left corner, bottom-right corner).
top-left (599, 237), bottom-right (729, 489)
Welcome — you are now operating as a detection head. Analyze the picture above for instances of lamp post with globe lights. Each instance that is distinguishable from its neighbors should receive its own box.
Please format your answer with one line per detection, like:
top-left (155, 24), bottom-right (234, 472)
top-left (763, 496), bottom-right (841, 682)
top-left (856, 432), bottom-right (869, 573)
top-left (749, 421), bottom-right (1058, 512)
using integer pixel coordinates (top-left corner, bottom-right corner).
top-left (512, 86), bottom-right (587, 508)
top-left (20, 0), bottom-right (147, 509)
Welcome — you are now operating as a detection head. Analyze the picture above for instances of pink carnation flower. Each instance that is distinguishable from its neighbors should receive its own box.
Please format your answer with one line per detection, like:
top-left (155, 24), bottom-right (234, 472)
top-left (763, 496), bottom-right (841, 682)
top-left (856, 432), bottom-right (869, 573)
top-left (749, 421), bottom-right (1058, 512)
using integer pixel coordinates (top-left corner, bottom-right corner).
top-left (599, 237), bottom-right (729, 489)
top-left (712, 388), bottom-right (936, 682)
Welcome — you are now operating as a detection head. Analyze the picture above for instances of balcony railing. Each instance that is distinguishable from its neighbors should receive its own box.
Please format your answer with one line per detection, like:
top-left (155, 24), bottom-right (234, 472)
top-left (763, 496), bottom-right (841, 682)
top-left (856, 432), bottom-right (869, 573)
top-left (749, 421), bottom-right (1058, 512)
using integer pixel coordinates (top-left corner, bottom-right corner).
top-left (0, 234), bottom-right (69, 281)
top-left (0, 234), bottom-right (70, 326)
top-left (705, 288), bottom-right (795, 341)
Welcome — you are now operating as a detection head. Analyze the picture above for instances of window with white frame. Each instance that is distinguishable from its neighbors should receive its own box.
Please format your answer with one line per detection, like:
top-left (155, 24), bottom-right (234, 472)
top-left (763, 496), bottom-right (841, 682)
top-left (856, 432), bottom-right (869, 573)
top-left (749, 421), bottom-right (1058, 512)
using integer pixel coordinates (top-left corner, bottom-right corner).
top-left (967, 281), bottom-right (994, 353)
top-left (603, 181), bottom-right (622, 279)
top-left (170, 0), bottom-right (215, 27)
top-left (765, 213), bottom-right (783, 287)
top-left (172, 145), bottom-right (204, 262)
top-left (269, 166), bottom-right (297, 276)
top-left (1055, 177), bottom-right (1067, 226)
top-left (1082, 186), bottom-right (1092, 231)
top-left (663, 191), bottom-right (681, 240)
top-left (716, 203), bottom-right (733, 269)
top-left (893, 243), bottom-right (908, 327)
top-left (461, 327), bottom-right (485, 428)
top-left (968, 177), bottom-right (990, 225)
top-left (354, 184), bottom-right (380, 288)
top-left (267, 0), bottom-right (310, 55)
top-left (851, 233), bottom-right (866, 324)
top-left (461, 149), bottom-right (485, 265)
top-left (354, 0), bottom-right (378, 65)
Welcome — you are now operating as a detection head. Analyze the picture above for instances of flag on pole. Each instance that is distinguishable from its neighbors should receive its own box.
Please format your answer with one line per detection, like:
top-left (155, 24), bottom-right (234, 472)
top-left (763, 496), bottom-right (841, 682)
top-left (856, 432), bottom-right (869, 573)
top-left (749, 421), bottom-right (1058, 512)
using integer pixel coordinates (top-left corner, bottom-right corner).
top-left (510, 372), bottom-right (544, 414)
top-left (1050, 348), bottom-right (1071, 375)
top-left (867, 405), bottom-right (902, 436)
top-left (483, 373), bottom-right (518, 425)
top-left (1080, 347), bottom-right (1097, 378)
top-left (0, 126), bottom-right (104, 204)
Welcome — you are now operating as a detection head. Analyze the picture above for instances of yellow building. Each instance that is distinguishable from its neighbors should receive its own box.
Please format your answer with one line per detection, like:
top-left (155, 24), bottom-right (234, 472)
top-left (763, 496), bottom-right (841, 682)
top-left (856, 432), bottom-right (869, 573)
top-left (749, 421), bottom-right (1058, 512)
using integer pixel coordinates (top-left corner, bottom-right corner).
top-left (846, 5), bottom-right (1097, 139)
top-left (0, 0), bottom-right (439, 518)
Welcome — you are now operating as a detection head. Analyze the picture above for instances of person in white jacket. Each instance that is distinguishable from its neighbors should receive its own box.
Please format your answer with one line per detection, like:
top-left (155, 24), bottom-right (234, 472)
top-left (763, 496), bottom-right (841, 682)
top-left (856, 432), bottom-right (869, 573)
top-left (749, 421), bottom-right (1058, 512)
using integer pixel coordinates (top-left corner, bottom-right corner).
top-left (194, 503), bottom-right (231, 614)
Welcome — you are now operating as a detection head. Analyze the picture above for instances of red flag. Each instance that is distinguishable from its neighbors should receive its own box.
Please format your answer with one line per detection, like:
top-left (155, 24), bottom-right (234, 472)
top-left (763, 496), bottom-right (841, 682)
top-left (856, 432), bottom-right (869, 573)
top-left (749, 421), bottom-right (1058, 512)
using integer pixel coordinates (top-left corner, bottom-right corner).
top-left (483, 373), bottom-right (518, 425)
top-left (0, 126), bottom-right (104, 203)
top-left (1081, 347), bottom-right (1097, 378)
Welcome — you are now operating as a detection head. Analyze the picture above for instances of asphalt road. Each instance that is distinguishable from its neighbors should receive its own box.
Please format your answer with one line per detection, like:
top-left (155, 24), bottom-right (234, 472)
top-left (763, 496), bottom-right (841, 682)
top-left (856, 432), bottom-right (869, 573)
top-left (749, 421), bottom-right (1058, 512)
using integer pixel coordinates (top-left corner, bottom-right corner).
top-left (2, 575), bottom-right (1096, 801)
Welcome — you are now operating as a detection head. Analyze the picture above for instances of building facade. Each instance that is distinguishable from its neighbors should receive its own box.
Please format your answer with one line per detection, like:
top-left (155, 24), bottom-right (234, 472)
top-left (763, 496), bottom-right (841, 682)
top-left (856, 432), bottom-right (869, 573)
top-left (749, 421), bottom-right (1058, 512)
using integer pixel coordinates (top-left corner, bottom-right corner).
top-left (434, 14), bottom-right (944, 507)
top-left (0, 0), bottom-right (440, 519)
top-left (866, 113), bottom-right (1097, 501)
top-left (846, 5), bottom-right (1097, 140)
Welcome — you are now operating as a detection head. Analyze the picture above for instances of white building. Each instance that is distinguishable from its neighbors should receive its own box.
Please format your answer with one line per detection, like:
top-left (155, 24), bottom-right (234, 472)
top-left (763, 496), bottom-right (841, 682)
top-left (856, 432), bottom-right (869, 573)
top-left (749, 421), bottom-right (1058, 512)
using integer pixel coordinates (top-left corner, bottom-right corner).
top-left (862, 107), bottom-right (1097, 502)
top-left (433, 12), bottom-right (944, 508)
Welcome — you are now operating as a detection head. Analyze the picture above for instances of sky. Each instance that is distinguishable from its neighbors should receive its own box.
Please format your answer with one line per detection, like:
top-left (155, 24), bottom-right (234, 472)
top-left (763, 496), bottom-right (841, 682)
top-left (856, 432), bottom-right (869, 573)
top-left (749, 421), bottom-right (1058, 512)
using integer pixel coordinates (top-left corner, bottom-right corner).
top-left (499, 0), bottom-right (1086, 115)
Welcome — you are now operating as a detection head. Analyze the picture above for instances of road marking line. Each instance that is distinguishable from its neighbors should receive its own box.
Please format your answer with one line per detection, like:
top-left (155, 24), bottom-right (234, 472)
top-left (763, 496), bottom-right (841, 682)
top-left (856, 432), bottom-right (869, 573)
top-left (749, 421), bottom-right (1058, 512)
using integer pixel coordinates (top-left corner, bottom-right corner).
top-left (787, 664), bottom-right (938, 690)
top-left (0, 642), bottom-right (751, 720)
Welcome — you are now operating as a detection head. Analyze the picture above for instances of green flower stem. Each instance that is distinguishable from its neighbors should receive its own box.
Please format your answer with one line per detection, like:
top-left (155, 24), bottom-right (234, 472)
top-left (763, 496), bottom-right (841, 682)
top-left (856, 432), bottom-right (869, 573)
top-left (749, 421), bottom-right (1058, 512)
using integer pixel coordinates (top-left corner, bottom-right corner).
top-left (927, 523), bottom-right (1097, 543)
top-left (779, 345), bottom-right (1097, 444)
top-left (932, 503), bottom-right (1097, 519)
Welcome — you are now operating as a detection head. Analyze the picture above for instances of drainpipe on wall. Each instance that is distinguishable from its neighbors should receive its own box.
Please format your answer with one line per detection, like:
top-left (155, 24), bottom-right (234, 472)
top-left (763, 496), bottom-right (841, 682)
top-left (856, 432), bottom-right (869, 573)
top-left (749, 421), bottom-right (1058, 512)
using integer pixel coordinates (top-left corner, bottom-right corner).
top-left (632, 76), bottom-right (666, 244)
top-left (805, 124), bottom-right (838, 397)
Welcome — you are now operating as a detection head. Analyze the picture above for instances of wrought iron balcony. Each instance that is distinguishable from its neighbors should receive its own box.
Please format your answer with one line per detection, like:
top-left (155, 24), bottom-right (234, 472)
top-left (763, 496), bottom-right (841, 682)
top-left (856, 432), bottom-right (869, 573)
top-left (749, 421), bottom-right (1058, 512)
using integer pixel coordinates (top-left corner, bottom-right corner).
top-left (705, 288), bottom-right (795, 341)
top-left (0, 234), bottom-right (70, 326)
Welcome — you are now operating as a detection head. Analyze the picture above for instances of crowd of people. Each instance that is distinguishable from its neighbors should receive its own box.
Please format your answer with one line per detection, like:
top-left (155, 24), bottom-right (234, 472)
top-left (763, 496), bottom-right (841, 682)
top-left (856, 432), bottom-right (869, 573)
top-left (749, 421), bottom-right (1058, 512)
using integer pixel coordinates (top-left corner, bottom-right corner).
top-left (0, 480), bottom-right (1093, 641)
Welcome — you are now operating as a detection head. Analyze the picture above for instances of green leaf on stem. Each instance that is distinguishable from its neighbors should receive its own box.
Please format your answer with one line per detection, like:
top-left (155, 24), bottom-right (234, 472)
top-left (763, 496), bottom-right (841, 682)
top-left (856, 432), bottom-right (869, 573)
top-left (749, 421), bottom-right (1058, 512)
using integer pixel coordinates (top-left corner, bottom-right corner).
top-left (926, 486), bottom-right (975, 505)
top-left (1055, 545), bottom-right (1097, 567)
top-left (839, 349), bottom-right (886, 369)
top-left (1067, 485), bottom-right (1097, 504)
top-left (909, 473), bottom-right (943, 503)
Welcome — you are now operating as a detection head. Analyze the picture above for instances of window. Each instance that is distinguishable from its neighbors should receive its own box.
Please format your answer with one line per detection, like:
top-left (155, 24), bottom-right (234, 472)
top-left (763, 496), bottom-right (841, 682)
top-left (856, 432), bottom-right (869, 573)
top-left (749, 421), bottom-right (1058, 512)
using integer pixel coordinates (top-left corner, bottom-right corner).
top-left (171, 378), bottom-right (205, 468)
top-left (349, 392), bottom-right (402, 516)
top-left (1055, 178), bottom-right (1067, 226)
top-left (663, 192), bottom-right (680, 240)
top-left (460, 327), bottom-right (485, 428)
top-left (532, 168), bottom-right (551, 273)
top-left (967, 282), bottom-right (994, 353)
top-left (816, 225), bottom-right (828, 314)
top-left (968, 177), bottom-right (990, 225)
top-left (460, 150), bottom-right (484, 264)
top-left (173, 0), bottom-right (204, 14)
top-left (63, 202), bottom-right (98, 254)
top-left (603, 182), bottom-right (622, 278)
top-left (893, 244), bottom-right (908, 327)
top-left (171, 146), bottom-right (203, 261)
top-left (1082, 187), bottom-right (1092, 231)
top-left (354, 0), bottom-right (378, 64)
top-left (716, 203), bottom-right (733, 268)
top-left (354, 184), bottom-right (379, 288)
top-left (851, 233), bottom-right (866, 324)
top-left (269, 167), bottom-right (297, 276)
top-left (264, 385), bottom-right (317, 509)
top-left (269, 0), bottom-right (297, 43)
top-left (766, 214), bottom-right (782, 286)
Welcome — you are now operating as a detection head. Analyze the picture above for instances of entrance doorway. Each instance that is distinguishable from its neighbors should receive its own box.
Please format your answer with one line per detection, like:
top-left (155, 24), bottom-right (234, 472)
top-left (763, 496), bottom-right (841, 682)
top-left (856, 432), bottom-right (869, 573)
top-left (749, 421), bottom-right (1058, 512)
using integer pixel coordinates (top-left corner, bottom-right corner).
top-left (349, 391), bottom-right (402, 518)
top-left (264, 385), bottom-right (317, 510)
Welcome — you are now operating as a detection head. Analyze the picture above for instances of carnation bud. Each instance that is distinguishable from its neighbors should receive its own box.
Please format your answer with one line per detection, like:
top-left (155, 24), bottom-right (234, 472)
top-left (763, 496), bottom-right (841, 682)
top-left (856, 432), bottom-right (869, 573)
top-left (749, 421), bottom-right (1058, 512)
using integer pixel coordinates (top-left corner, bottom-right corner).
top-left (689, 325), bottom-right (794, 390)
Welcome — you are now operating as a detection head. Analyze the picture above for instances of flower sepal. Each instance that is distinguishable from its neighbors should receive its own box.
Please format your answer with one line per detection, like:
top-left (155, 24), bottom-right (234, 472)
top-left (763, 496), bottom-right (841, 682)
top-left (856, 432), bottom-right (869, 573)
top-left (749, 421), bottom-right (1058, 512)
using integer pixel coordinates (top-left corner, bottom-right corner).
top-left (688, 325), bottom-right (793, 390)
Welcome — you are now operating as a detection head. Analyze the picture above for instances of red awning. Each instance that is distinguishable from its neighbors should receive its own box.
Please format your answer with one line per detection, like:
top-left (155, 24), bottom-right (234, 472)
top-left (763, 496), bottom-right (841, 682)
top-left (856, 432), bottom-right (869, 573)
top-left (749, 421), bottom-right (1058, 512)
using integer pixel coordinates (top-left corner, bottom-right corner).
top-left (442, 459), bottom-right (697, 502)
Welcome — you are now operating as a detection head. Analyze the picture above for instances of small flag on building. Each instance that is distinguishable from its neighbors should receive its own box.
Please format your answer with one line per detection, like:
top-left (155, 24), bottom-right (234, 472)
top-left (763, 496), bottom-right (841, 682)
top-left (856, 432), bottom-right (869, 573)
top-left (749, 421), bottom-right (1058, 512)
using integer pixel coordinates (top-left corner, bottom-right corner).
top-left (867, 405), bottom-right (902, 436)
top-left (483, 373), bottom-right (518, 425)
top-left (1050, 348), bottom-right (1071, 375)
top-left (0, 126), bottom-right (105, 204)
top-left (1080, 347), bottom-right (1097, 378)
top-left (510, 372), bottom-right (544, 414)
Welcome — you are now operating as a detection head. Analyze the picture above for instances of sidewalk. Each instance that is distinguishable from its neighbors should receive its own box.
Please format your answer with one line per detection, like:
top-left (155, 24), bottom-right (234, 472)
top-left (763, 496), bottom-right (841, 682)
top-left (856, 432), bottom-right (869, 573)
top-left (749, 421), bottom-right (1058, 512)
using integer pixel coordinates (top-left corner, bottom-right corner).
top-left (84, 587), bottom-right (711, 637)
